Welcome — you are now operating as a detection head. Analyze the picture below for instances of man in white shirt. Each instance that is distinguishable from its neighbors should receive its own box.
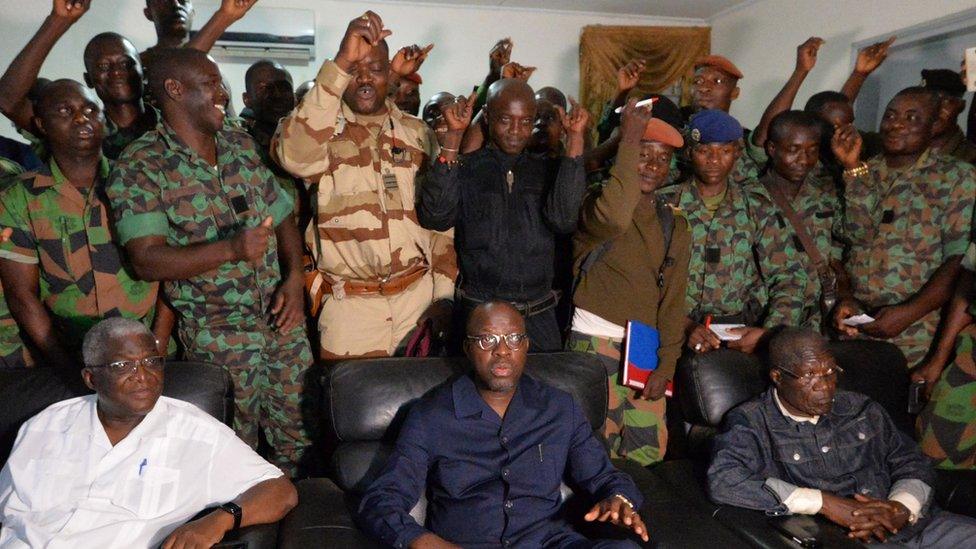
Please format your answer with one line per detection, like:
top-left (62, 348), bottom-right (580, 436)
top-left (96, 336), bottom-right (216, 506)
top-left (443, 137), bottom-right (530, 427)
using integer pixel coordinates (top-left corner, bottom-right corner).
top-left (0, 318), bottom-right (297, 548)
top-left (707, 328), bottom-right (976, 546)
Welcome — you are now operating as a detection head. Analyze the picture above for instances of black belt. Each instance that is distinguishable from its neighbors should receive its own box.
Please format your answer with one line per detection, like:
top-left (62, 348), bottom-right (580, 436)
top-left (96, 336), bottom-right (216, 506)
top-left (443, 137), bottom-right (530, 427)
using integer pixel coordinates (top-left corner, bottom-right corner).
top-left (456, 288), bottom-right (559, 317)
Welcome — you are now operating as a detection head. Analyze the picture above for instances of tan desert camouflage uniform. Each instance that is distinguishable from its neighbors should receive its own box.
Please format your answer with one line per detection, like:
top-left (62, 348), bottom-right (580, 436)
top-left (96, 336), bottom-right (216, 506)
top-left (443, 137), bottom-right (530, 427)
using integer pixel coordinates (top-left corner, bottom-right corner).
top-left (843, 149), bottom-right (975, 365)
top-left (273, 60), bottom-right (457, 359)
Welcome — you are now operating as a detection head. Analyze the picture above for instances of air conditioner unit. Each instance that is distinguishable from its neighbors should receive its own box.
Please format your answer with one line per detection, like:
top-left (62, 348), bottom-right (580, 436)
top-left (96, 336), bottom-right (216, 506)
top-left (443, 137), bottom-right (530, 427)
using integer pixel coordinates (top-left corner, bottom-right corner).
top-left (191, 4), bottom-right (315, 63)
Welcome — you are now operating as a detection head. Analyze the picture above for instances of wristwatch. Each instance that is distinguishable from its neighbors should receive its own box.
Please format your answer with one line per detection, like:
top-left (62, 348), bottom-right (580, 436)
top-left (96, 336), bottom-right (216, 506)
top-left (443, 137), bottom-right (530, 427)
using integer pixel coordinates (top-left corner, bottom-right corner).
top-left (219, 501), bottom-right (243, 531)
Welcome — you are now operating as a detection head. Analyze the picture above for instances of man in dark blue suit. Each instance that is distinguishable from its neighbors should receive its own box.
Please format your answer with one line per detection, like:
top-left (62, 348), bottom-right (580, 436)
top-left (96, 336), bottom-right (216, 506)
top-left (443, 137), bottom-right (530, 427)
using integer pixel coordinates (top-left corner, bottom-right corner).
top-left (358, 301), bottom-right (647, 548)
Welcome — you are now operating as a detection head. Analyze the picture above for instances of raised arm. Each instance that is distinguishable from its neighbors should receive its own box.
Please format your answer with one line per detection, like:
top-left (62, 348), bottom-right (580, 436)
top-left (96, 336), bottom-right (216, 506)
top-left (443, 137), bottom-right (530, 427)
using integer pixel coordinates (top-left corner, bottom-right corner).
top-left (417, 91), bottom-right (476, 231)
top-left (577, 100), bottom-right (651, 243)
top-left (753, 37), bottom-right (823, 148)
top-left (187, 0), bottom-right (258, 53)
top-left (542, 99), bottom-right (588, 234)
top-left (272, 11), bottom-right (391, 179)
top-left (0, 0), bottom-right (91, 131)
top-left (841, 37), bottom-right (895, 102)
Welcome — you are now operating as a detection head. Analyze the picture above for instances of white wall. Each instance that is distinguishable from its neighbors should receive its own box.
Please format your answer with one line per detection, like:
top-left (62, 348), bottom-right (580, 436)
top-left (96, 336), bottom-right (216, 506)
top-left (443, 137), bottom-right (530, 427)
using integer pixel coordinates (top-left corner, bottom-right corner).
top-left (0, 0), bottom-right (700, 141)
top-left (710, 0), bottom-right (976, 129)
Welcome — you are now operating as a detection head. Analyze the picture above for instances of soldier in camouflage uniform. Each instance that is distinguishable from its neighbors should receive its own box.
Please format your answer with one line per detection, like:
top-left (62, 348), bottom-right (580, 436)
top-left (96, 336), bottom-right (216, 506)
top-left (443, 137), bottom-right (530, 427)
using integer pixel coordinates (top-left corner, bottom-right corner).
top-left (0, 2), bottom-right (157, 161)
top-left (833, 87), bottom-right (976, 367)
top-left (568, 102), bottom-right (690, 466)
top-left (760, 111), bottom-right (846, 329)
top-left (0, 80), bottom-right (158, 370)
top-left (914, 242), bottom-right (976, 470)
top-left (832, 87), bottom-right (976, 367)
top-left (661, 110), bottom-right (808, 356)
top-left (241, 59), bottom-right (307, 225)
top-left (0, 158), bottom-right (33, 368)
top-left (274, 11), bottom-right (457, 361)
top-left (107, 49), bottom-right (310, 475)
top-left (921, 69), bottom-right (976, 165)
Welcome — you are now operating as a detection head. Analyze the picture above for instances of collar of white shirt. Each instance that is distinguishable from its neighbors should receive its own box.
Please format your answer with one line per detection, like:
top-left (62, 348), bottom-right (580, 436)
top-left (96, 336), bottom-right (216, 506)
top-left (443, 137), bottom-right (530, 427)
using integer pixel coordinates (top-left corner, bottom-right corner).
top-left (772, 388), bottom-right (820, 425)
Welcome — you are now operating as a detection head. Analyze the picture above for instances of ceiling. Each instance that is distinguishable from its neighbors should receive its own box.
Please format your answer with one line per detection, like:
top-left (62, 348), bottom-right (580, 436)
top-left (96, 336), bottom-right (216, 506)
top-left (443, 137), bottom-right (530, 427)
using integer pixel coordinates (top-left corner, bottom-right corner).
top-left (362, 0), bottom-right (753, 21)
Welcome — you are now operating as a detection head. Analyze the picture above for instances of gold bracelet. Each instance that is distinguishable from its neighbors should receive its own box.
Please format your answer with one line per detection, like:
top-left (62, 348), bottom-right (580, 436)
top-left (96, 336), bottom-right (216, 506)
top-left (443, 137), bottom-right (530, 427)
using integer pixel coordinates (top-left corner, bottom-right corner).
top-left (613, 494), bottom-right (635, 510)
top-left (843, 162), bottom-right (869, 179)
top-left (440, 146), bottom-right (459, 153)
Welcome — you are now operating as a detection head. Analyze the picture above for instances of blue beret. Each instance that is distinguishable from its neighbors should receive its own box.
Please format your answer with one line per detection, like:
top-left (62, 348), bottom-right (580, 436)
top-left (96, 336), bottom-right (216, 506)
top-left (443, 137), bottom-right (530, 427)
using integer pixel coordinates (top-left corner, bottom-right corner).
top-left (688, 109), bottom-right (743, 144)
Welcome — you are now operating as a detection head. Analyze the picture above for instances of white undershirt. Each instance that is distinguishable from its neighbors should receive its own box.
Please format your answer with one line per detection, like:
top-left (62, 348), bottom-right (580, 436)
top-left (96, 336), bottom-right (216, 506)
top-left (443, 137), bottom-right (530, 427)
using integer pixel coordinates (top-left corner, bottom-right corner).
top-left (571, 308), bottom-right (626, 339)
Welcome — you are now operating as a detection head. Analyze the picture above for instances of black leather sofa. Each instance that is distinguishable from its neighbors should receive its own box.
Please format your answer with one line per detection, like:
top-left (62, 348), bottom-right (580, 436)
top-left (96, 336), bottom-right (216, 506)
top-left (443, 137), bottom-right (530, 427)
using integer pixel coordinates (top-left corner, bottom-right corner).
top-left (0, 363), bottom-right (276, 548)
top-left (280, 342), bottom-right (976, 548)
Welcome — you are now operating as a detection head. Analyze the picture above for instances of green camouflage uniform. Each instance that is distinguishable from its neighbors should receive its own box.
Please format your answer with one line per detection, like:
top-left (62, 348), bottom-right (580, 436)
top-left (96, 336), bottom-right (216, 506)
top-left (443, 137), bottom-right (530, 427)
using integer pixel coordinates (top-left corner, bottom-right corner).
top-left (273, 60), bottom-right (457, 360)
top-left (843, 149), bottom-right (975, 365)
top-left (760, 170), bottom-right (845, 328)
top-left (0, 159), bottom-right (32, 368)
top-left (107, 119), bottom-right (311, 475)
top-left (0, 157), bottom-right (157, 354)
top-left (934, 126), bottom-right (976, 165)
top-left (917, 242), bottom-right (976, 470)
top-left (19, 107), bottom-right (157, 162)
top-left (675, 127), bottom-right (767, 186)
top-left (244, 118), bottom-right (303, 219)
top-left (658, 178), bottom-right (808, 328)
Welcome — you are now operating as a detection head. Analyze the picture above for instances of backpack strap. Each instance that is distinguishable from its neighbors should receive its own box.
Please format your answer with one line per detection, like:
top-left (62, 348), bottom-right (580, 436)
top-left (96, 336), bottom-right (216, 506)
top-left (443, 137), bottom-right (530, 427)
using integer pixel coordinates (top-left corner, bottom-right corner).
top-left (656, 200), bottom-right (676, 289)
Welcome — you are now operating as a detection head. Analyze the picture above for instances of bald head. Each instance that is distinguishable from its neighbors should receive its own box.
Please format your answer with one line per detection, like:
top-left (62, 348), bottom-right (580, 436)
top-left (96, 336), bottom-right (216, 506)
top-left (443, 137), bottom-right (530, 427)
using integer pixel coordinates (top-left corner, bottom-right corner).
top-left (768, 328), bottom-right (829, 374)
top-left (148, 47), bottom-right (214, 103)
top-left (486, 79), bottom-right (537, 155)
top-left (245, 60), bottom-right (291, 95)
top-left (535, 86), bottom-right (567, 110)
top-left (487, 79), bottom-right (535, 111)
top-left (466, 301), bottom-right (525, 336)
top-left (34, 79), bottom-right (104, 158)
top-left (35, 79), bottom-right (98, 115)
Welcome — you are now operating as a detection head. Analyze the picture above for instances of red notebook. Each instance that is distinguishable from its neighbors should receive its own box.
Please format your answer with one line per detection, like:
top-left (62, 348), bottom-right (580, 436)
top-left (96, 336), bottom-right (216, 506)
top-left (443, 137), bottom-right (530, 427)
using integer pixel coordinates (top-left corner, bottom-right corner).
top-left (622, 320), bottom-right (673, 397)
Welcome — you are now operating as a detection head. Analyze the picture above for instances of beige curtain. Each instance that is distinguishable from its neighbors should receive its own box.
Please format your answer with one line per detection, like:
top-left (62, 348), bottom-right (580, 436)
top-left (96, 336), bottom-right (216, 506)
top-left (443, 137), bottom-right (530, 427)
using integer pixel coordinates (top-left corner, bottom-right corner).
top-left (579, 25), bottom-right (711, 123)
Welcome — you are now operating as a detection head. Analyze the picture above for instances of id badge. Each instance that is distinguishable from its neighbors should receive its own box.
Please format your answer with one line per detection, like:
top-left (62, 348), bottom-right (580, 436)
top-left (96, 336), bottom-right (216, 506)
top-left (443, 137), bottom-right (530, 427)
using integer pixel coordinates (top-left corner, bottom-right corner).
top-left (382, 171), bottom-right (399, 190)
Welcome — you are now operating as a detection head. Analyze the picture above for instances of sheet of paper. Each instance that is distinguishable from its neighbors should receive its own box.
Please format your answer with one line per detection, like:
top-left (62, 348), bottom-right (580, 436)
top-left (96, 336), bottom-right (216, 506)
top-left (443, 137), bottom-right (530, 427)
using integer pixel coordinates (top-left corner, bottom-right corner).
top-left (842, 314), bottom-right (876, 327)
top-left (709, 323), bottom-right (746, 341)
top-left (966, 48), bottom-right (976, 92)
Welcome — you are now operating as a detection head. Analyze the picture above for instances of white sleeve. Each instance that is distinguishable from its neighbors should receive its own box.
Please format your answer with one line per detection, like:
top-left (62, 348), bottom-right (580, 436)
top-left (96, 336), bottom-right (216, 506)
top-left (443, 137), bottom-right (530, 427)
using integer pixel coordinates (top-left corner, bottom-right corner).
top-left (205, 424), bottom-right (283, 506)
top-left (781, 487), bottom-right (823, 515)
top-left (962, 242), bottom-right (976, 272)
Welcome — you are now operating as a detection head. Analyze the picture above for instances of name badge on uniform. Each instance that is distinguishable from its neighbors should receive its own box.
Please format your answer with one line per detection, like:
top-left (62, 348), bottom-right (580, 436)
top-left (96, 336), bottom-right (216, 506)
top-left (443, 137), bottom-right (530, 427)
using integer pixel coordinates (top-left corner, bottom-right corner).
top-left (231, 195), bottom-right (249, 215)
top-left (706, 247), bottom-right (721, 263)
top-left (382, 171), bottom-right (399, 190)
top-left (392, 148), bottom-right (411, 165)
top-left (881, 210), bottom-right (895, 224)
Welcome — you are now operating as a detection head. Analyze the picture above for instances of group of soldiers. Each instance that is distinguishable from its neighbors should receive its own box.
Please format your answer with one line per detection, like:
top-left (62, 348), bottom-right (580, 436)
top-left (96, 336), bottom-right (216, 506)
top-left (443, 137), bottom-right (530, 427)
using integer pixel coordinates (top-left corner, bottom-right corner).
top-left (1, 0), bottom-right (976, 479)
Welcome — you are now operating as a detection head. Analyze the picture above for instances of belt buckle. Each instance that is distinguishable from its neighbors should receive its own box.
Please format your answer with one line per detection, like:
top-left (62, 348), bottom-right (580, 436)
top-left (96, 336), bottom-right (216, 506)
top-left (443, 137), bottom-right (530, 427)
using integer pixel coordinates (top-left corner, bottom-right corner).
top-left (378, 274), bottom-right (393, 296)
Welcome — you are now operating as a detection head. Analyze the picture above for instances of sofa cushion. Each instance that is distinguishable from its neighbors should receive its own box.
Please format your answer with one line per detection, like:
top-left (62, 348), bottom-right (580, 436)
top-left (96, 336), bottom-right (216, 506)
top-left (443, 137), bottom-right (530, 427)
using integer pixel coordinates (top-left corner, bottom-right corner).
top-left (326, 352), bottom-right (608, 494)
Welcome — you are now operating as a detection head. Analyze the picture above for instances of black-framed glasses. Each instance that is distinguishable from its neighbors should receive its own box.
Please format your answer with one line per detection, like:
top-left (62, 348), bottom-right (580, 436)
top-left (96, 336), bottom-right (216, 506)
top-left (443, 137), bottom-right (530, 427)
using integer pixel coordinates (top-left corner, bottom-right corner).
top-left (89, 356), bottom-right (166, 377)
top-left (777, 364), bottom-right (843, 384)
top-left (466, 332), bottom-right (528, 352)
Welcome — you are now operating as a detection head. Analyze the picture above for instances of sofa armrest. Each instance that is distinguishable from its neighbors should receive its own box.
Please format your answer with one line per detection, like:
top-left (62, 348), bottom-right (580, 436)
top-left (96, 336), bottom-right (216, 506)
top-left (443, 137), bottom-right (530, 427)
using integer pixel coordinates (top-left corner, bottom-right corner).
top-left (278, 478), bottom-right (383, 549)
top-left (711, 505), bottom-right (863, 548)
top-left (220, 522), bottom-right (278, 549)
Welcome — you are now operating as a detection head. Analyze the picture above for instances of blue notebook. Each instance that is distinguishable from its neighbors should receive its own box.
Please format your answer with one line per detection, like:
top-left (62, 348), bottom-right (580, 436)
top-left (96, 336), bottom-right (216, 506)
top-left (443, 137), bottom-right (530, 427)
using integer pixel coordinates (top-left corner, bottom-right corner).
top-left (623, 320), bottom-right (672, 397)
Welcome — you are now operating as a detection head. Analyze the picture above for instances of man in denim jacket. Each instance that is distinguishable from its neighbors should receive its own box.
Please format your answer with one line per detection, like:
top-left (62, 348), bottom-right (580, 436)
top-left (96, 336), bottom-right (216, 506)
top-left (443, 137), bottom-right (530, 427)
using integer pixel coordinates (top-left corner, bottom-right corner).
top-left (708, 328), bottom-right (976, 546)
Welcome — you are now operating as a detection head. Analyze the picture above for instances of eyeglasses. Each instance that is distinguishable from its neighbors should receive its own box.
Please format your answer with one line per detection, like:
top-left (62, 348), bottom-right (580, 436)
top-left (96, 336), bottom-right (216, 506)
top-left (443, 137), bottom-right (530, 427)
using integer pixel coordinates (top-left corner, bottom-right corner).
top-left (777, 365), bottom-right (844, 384)
top-left (466, 333), bottom-right (528, 352)
top-left (89, 356), bottom-right (166, 377)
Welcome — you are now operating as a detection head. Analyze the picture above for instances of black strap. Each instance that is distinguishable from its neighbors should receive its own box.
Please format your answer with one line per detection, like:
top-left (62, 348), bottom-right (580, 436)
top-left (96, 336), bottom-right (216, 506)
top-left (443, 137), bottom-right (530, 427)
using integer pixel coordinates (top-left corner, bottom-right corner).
top-left (573, 200), bottom-right (677, 294)
top-left (763, 181), bottom-right (827, 270)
